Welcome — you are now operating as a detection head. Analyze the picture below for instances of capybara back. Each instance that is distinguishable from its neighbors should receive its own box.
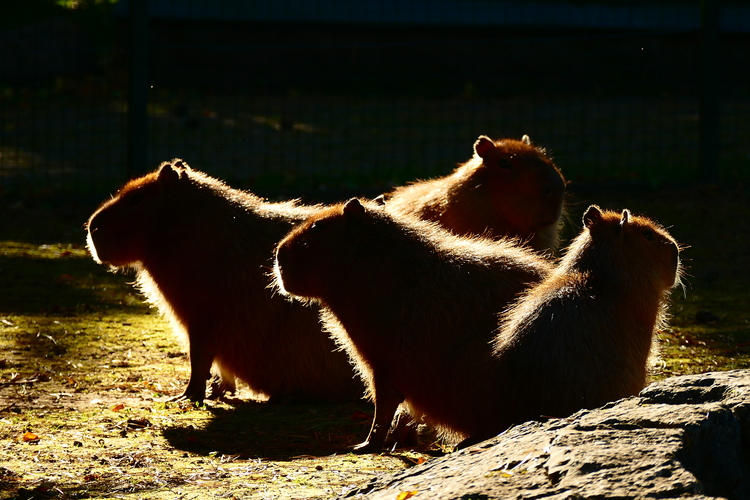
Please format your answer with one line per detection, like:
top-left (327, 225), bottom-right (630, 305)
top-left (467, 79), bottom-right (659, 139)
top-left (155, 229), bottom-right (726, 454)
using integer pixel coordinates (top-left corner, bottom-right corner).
top-left (493, 205), bottom-right (682, 430)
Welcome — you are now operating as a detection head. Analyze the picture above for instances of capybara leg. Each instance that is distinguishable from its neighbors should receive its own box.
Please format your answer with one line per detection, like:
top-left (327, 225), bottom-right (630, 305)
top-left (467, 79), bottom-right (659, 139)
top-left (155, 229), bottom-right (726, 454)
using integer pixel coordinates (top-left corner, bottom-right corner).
top-left (167, 373), bottom-right (209, 403)
top-left (384, 405), bottom-right (419, 449)
top-left (353, 384), bottom-right (403, 454)
top-left (206, 372), bottom-right (236, 400)
top-left (168, 337), bottom-right (215, 403)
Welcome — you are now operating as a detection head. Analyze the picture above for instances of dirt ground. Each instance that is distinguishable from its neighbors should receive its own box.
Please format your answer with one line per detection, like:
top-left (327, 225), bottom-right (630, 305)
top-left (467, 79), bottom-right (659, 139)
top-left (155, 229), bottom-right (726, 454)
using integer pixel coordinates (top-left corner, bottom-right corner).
top-left (1, 182), bottom-right (749, 499)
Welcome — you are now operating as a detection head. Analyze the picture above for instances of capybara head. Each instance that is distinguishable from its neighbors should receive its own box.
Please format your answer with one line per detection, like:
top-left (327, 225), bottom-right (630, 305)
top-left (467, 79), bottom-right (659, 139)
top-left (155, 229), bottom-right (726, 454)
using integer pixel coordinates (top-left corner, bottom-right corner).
top-left (274, 198), bottom-right (376, 301)
top-left (86, 160), bottom-right (188, 268)
top-left (571, 205), bottom-right (682, 291)
top-left (470, 135), bottom-right (566, 235)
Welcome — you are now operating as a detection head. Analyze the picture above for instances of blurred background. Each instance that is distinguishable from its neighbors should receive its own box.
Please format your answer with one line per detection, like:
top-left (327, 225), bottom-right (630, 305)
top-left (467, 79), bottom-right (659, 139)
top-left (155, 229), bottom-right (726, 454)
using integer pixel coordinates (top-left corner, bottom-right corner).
top-left (1, 0), bottom-right (748, 201)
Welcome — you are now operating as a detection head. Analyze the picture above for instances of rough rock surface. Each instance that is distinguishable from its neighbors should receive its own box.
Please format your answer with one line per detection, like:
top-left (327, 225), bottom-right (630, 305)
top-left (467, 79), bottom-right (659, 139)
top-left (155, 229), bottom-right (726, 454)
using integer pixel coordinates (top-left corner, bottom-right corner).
top-left (343, 370), bottom-right (750, 500)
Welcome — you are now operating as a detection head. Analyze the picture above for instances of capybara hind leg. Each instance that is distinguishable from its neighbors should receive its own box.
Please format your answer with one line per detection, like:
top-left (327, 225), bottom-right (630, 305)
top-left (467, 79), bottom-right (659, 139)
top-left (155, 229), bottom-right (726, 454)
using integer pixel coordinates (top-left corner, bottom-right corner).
top-left (353, 384), bottom-right (403, 454)
top-left (206, 372), bottom-right (236, 400)
top-left (384, 405), bottom-right (419, 449)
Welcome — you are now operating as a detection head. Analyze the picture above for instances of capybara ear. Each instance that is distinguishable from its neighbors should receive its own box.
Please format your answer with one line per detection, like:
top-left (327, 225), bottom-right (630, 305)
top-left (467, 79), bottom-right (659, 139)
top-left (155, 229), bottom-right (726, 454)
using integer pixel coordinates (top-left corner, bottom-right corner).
top-left (620, 209), bottom-right (631, 227)
top-left (583, 205), bottom-right (604, 228)
top-left (521, 134), bottom-right (531, 145)
top-left (373, 194), bottom-right (386, 206)
top-left (171, 158), bottom-right (191, 171)
top-left (473, 136), bottom-right (496, 160)
top-left (343, 198), bottom-right (366, 220)
top-left (157, 161), bottom-right (183, 185)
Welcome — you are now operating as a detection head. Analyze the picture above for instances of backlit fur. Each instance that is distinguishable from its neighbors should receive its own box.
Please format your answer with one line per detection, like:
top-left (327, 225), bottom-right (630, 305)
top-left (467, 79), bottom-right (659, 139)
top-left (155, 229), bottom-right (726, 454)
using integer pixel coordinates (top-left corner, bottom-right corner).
top-left (491, 205), bottom-right (683, 430)
top-left (273, 199), bottom-right (553, 451)
top-left (86, 160), bottom-right (363, 403)
top-left (383, 135), bottom-right (567, 253)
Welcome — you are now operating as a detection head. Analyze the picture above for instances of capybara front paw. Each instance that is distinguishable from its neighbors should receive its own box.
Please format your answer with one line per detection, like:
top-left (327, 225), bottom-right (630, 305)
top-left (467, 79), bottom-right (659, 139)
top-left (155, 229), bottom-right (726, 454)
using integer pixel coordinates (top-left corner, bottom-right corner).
top-left (165, 389), bottom-right (204, 404)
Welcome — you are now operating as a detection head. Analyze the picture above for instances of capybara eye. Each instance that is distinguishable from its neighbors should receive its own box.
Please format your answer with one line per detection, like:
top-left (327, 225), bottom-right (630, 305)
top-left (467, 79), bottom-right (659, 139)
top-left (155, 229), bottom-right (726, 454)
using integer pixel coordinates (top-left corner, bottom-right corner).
top-left (126, 191), bottom-right (147, 206)
top-left (309, 220), bottom-right (326, 233)
top-left (642, 229), bottom-right (655, 241)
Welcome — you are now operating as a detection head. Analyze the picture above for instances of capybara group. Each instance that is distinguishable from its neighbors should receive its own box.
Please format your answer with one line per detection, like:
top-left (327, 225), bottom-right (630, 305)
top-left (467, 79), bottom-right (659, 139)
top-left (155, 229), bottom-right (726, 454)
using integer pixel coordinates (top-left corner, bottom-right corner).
top-left (383, 135), bottom-right (567, 253)
top-left (490, 205), bottom-right (682, 438)
top-left (274, 200), bottom-right (682, 451)
top-left (273, 198), bottom-right (553, 452)
top-left (86, 160), bottom-right (363, 403)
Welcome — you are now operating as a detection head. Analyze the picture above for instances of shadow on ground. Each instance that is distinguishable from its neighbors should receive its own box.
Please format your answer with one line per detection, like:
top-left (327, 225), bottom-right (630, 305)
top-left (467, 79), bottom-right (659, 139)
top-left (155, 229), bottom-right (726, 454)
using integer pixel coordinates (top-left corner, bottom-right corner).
top-left (162, 398), bottom-right (376, 460)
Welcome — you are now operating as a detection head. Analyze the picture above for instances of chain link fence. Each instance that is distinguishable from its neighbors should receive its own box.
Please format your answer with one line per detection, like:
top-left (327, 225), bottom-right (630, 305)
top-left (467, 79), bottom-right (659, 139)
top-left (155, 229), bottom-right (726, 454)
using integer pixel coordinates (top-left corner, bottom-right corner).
top-left (1, 1), bottom-right (748, 200)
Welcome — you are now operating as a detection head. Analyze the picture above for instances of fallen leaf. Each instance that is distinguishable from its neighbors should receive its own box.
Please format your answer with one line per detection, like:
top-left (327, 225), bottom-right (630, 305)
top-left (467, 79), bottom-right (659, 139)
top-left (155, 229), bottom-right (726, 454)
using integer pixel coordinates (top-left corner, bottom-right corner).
top-left (112, 403), bottom-right (126, 412)
top-left (396, 491), bottom-right (418, 500)
top-left (22, 432), bottom-right (39, 442)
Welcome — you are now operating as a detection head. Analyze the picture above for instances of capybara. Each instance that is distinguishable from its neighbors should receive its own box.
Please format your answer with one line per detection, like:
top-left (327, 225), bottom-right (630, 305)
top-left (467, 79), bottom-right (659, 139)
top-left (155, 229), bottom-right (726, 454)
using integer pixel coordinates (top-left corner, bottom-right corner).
top-left (489, 205), bottom-right (683, 441)
top-left (383, 135), bottom-right (567, 253)
top-left (273, 198), bottom-right (553, 452)
top-left (86, 160), bottom-right (363, 403)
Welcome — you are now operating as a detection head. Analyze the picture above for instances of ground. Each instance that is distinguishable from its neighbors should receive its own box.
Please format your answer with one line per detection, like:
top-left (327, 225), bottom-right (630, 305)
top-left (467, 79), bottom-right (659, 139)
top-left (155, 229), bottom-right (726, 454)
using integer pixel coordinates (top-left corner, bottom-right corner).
top-left (1, 182), bottom-right (748, 499)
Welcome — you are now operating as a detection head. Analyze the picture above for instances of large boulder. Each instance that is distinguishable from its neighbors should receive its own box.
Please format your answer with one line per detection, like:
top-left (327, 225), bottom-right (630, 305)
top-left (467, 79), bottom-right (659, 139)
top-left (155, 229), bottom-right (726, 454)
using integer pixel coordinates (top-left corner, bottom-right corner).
top-left (343, 370), bottom-right (750, 500)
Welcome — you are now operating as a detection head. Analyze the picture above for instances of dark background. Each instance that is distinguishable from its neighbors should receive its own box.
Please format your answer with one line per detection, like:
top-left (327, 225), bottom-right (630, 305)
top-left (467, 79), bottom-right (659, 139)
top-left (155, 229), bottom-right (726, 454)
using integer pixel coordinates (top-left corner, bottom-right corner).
top-left (1, 0), bottom-right (748, 202)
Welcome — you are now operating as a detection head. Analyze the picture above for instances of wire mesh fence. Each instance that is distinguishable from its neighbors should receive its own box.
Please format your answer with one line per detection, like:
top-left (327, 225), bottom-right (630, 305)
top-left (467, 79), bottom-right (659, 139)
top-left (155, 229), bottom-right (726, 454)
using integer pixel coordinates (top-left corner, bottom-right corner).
top-left (1, 1), bottom-right (748, 200)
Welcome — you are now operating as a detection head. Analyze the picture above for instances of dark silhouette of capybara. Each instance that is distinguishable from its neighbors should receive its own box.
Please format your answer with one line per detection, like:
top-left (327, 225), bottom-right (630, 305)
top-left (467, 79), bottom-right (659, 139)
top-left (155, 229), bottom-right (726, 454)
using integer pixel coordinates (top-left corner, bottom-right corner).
top-left (86, 160), bottom-right (363, 404)
top-left (274, 201), bottom-right (682, 451)
top-left (273, 198), bottom-right (553, 452)
top-left (488, 205), bottom-right (683, 443)
top-left (383, 135), bottom-right (567, 253)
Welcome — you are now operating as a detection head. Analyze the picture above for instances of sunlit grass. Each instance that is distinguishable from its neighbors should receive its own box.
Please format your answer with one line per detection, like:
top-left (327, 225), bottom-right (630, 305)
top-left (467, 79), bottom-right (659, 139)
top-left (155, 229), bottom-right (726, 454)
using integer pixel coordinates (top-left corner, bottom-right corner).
top-left (54, 0), bottom-right (118, 10)
top-left (1, 186), bottom-right (749, 498)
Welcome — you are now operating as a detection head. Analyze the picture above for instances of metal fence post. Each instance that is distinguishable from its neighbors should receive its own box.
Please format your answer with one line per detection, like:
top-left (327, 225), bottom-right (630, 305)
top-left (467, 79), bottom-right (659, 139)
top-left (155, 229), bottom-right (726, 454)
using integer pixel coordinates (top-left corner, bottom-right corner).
top-left (699, 0), bottom-right (720, 182)
top-left (127, 0), bottom-right (149, 180)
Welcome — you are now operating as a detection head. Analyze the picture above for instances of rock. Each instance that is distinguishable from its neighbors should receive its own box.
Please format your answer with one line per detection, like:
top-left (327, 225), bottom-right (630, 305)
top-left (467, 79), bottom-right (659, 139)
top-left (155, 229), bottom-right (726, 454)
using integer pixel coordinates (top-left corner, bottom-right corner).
top-left (342, 370), bottom-right (750, 500)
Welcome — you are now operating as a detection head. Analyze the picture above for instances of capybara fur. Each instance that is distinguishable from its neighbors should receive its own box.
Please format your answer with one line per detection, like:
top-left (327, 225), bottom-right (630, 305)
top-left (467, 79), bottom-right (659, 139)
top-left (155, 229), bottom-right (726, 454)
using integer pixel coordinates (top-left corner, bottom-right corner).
top-left (383, 135), bottom-right (567, 253)
top-left (86, 160), bottom-right (363, 403)
top-left (273, 198), bottom-right (553, 452)
top-left (489, 205), bottom-right (683, 439)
